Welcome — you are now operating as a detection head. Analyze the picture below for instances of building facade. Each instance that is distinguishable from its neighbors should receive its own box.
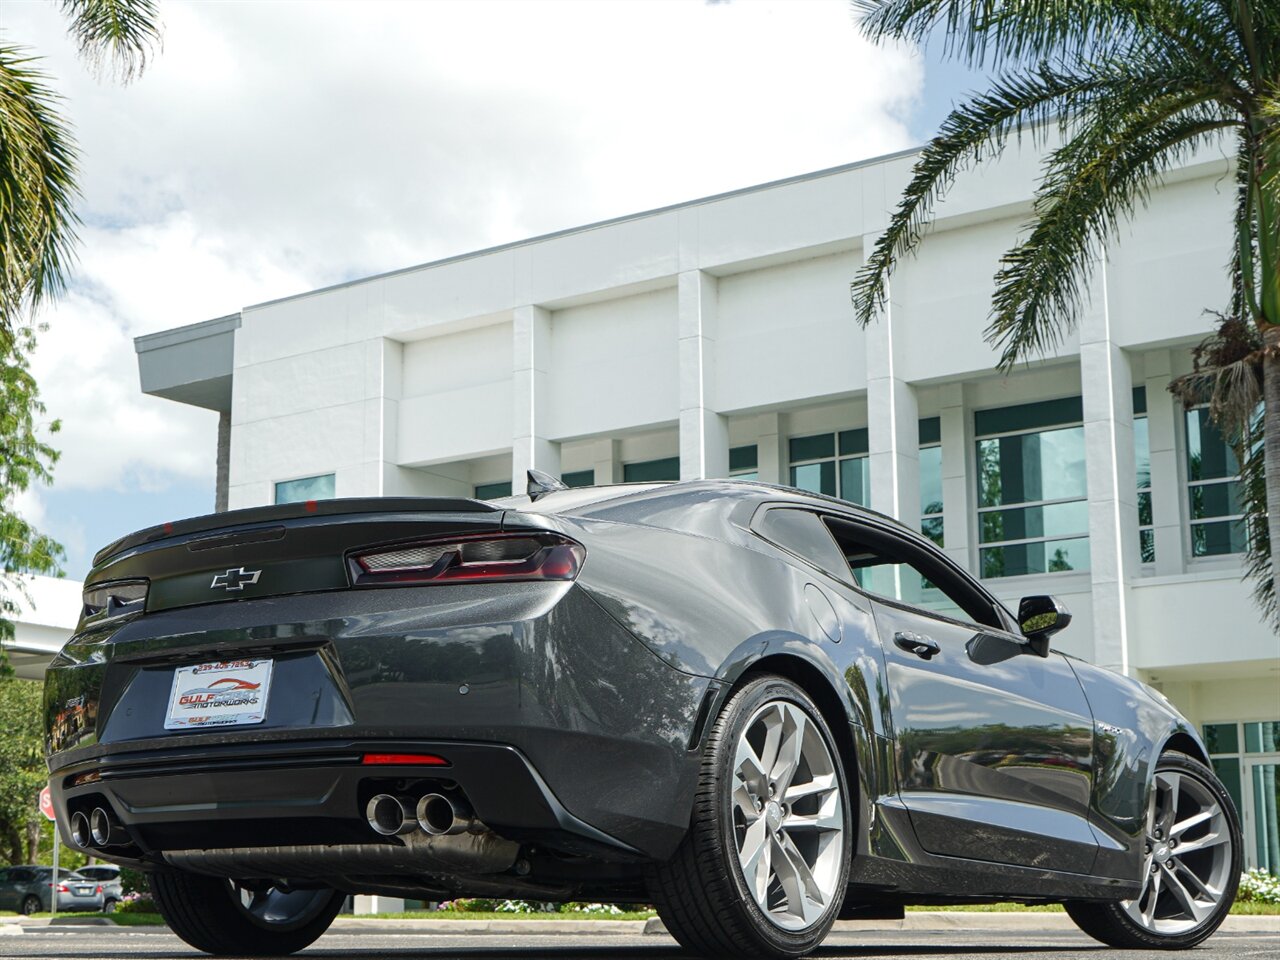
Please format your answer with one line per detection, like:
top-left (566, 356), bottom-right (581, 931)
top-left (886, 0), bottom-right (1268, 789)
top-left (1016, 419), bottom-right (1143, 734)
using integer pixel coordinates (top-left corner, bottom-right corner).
top-left (136, 142), bottom-right (1279, 871)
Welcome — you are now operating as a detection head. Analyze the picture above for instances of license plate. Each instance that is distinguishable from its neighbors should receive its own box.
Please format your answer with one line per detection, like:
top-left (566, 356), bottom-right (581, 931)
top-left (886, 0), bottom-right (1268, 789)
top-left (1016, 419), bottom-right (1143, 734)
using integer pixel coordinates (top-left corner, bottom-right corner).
top-left (165, 659), bottom-right (274, 730)
top-left (75, 886), bottom-right (91, 895)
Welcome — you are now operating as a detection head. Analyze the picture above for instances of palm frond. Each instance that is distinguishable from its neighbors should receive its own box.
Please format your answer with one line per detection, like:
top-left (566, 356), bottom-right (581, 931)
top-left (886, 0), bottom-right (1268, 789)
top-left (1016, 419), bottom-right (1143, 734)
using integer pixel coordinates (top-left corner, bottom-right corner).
top-left (59, 0), bottom-right (162, 83)
top-left (987, 100), bottom-right (1237, 366)
top-left (852, 1), bottom-right (1242, 73)
top-left (851, 63), bottom-right (1131, 327)
top-left (0, 46), bottom-right (80, 345)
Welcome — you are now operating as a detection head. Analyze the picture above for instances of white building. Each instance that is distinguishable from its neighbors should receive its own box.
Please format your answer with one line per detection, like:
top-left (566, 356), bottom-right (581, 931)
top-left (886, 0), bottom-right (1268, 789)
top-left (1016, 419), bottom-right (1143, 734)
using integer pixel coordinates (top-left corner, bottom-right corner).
top-left (126, 139), bottom-right (1275, 872)
top-left (2, 575), bottom-right (82, 680)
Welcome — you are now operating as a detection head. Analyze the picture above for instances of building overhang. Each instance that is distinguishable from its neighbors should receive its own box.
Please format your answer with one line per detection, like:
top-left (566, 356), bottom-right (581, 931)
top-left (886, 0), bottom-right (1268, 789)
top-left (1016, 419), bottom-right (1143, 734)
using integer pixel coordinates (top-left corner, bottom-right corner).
top-left (134, 313), bottom-right (240, 412)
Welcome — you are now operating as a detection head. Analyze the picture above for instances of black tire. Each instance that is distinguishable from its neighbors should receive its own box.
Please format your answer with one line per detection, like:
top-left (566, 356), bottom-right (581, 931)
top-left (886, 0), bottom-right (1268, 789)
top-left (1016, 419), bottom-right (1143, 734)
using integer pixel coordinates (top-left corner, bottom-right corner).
top-left (647, 675), bottom-right (852, 959)
top-left (149, 870), bottom-right (344, 956)
top-left (102, 898), bottom-right (118, 914)
top-left (1065, 750), bottom-right (1241, 949)
top-left (21, 894), bottom-right (40, 916)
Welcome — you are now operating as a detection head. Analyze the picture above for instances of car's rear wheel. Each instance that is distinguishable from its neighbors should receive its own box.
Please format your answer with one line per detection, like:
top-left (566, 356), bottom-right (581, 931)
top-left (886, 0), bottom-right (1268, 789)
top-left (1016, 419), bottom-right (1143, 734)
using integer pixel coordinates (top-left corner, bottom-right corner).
top-left (21, 895), bottom-right (39, 916)
top-left (149, 869), bottom-right (344, 956)
top-left (1065, 750), bottom-right (1240, 949)
top-left (102, 897), bottom-right (118, 913)
top-left (648, 675), bottom-right (851, 958)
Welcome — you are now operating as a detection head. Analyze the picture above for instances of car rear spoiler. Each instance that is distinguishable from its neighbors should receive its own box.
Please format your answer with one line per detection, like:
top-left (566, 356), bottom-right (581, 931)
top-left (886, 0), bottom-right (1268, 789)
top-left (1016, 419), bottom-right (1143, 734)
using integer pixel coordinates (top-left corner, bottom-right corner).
top-left (92, 497), bottom-right (502, 566)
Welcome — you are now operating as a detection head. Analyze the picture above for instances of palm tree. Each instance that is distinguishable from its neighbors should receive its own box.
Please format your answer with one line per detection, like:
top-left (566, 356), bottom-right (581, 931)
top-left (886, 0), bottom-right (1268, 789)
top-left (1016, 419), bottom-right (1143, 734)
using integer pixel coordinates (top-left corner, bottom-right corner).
top-left (850, 0), bottom-right (1279, 627)
top-left (0, 0), bottom-right (162, 343)
top-left (0, 0), bottom-right (161, 671)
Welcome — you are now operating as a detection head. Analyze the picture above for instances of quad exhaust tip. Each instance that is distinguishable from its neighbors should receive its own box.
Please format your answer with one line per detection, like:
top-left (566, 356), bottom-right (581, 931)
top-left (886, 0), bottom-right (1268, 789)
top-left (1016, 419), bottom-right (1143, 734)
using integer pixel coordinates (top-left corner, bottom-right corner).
top-left (416, 793), bottom-right (475, 836)
top-left (70, 811), bottom-right (92, 848)
top-left (89, 807), bottom-right (127, 847)
top-left (365, 794), bottom-right (417, 836)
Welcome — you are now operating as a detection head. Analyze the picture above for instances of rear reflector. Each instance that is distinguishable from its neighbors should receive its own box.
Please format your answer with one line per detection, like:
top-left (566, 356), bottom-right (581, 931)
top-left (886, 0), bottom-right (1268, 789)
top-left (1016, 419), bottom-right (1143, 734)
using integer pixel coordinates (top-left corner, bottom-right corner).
top-left (361, 753), bottom-right (450, 767)
top-left (351, 533), bottom-right (584, 586)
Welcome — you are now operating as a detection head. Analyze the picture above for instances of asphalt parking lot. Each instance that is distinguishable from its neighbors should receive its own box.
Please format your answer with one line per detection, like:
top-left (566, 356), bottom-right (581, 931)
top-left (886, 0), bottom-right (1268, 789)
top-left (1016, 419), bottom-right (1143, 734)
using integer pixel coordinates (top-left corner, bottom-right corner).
top-left (0, 928), bottom-right (1277, 960)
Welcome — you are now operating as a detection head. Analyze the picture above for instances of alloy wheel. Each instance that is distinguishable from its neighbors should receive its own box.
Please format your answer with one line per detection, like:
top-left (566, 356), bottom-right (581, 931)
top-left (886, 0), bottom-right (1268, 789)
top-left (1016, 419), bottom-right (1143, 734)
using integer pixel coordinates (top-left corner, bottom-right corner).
top-left (731, 699), bottom-right (845, 931)
top-left (229, 880), bottom-right (337, 931)
top-left (1122, 767), bottom-right (1233, 935)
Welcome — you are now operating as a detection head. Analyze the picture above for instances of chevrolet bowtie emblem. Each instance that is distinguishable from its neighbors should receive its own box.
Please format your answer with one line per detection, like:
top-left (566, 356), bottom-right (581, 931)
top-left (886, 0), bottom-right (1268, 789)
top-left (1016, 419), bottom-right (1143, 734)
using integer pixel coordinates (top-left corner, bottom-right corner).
top-left (210, 567), bottom-right (262, 592)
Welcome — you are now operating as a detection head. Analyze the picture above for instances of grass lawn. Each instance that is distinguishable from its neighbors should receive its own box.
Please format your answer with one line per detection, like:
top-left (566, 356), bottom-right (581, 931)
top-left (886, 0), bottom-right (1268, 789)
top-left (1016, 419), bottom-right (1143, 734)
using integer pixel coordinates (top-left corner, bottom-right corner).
top-left (904, 902), bottom-right (1280, 915)
top-left (354, 909), bottom-right (656, 921)
top-left (28, 911), bottom-right (166, 926)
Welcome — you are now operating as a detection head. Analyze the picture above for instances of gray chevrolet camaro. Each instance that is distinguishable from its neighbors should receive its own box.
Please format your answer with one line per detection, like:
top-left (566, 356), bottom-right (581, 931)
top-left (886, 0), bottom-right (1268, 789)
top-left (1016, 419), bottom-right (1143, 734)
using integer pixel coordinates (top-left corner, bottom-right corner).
top-left (42, 477), bottom-right (1240, 957)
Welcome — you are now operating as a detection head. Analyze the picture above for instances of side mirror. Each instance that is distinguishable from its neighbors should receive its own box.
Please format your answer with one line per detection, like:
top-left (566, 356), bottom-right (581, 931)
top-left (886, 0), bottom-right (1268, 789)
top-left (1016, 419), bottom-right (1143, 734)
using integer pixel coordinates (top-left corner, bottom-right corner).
top-left (1017, 595), bottom-right (1072, 657)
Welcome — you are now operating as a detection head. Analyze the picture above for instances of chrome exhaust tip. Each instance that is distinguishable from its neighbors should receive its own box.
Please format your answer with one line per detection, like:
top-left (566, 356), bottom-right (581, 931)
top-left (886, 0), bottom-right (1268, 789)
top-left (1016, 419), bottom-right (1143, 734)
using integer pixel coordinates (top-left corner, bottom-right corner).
top-left (416, 793), bottom-right (475, 836)
top-left (70, 811), bottom-right (92, 848)
top-left (89, 806), bottom-right (126, 847)
top-left (366, 794), bottom-right (415, 836)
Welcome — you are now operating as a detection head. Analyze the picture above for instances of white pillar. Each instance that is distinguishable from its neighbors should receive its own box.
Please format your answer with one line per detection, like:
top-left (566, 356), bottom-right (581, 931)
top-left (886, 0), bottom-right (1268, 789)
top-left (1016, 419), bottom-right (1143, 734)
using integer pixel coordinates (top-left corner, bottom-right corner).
top-left (512, 305), bottom-right (560, 491)
top-left (938, 382), bottom-right (972, 572)
top-left (678, 270), bottom-right (729, 480)
top-left (756, 412), bottom-right (786, 484)
top-left (591, 438), bottom-right (621, 485)
top-left (1143, 350), bottom-right (1185, 577)
top-left (1080, 255), bottom-right (1138, 675)
top-left (353, 895), bottom-right (404, 914)
top-left (863, 255), bottom-right (918, 527)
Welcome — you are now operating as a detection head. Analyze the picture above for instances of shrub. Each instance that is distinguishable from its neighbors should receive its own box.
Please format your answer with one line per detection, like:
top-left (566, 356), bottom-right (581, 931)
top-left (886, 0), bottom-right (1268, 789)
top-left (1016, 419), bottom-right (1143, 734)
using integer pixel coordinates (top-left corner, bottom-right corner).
top-left (116, 891), bottom-right (159, 914)
top-left (1237, 869), bottom-right (1280, 904)
top-left (118, 867), bottom-right (147, 897)
top-left (560, 902), bottom-right (625, 915)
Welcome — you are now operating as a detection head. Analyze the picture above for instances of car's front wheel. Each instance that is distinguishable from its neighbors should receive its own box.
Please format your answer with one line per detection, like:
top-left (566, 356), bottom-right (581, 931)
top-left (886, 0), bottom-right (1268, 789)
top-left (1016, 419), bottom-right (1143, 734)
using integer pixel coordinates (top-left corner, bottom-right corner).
top-left (648, 674), bottom-right (852, 958)
top-left (1065, 750), bottom-right (1241, 949)
top-left (149, 870), bottom-right (344, 956)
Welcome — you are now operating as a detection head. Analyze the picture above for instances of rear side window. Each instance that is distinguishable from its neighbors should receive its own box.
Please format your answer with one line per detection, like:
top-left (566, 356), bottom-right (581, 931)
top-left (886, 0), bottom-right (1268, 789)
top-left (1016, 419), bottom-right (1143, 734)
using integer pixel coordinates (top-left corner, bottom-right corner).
top-left (824, 517), bottom-right (1004, 630)
top-left (754, 507), bottom-right (851, 583)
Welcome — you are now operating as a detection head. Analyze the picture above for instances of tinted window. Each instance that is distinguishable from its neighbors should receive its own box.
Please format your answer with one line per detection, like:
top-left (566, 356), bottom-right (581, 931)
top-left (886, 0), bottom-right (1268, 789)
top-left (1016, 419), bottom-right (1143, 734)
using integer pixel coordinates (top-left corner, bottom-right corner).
top-left (274, 473), bottom-right (335, 504)
top-left (754, 508), bottom-right (851, 582)
top-left (824, 517), bottom-right (1003, 629)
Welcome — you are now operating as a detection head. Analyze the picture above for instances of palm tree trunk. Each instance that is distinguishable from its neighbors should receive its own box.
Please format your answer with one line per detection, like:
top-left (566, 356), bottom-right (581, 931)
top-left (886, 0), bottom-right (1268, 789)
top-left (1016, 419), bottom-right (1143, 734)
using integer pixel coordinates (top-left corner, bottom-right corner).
top-left (1265, 323), bottom-right (1280, 614)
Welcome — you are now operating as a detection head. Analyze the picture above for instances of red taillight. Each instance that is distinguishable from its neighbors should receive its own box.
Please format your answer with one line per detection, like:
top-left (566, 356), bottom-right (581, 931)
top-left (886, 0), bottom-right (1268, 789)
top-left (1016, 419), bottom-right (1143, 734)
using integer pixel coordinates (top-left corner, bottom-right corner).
top-left (96, 885), bottom-right (103, 895)
top-left (361, 753), bottom-right (449, 766)
top-left (56, 883), bottom-right (69, 893)
top-left (351, 534), bottom-right (584, 586)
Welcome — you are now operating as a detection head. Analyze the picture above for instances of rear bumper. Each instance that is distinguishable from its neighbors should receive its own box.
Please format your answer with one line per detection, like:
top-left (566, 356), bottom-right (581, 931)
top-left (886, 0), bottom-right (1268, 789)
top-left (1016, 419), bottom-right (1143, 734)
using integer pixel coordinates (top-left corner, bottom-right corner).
top-left (50, 737), bottom-right (641, 862)
top-left (46, 581), bottom-right (709, 863)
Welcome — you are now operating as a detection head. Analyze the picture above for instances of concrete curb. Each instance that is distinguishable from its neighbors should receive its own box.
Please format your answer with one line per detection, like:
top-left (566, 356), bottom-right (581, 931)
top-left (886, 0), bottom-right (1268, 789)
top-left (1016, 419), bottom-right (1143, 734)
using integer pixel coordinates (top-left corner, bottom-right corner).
top-left (332, 917), bottom-right (648, 935)
top-left (643, 912), bottom-right (1280, 936)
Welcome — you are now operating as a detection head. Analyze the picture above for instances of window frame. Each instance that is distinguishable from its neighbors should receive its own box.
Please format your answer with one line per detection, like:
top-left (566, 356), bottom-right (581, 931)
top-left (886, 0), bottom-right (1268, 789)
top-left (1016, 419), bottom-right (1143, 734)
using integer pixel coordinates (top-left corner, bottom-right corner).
top-left (919, 416), bottom-right (943, 547)
top-left (973, 402), bottom-right (1090, 579)
top-left (1183, 404), bottom-right (1248, 559)
top-left (787, 429), bottom-right (870, 505)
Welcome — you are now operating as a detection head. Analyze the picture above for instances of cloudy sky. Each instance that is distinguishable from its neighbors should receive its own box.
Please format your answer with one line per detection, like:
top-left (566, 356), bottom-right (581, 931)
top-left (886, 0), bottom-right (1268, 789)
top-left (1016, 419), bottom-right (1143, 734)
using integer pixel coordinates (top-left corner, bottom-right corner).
top-left (6, 0), bottom-right (984, 580)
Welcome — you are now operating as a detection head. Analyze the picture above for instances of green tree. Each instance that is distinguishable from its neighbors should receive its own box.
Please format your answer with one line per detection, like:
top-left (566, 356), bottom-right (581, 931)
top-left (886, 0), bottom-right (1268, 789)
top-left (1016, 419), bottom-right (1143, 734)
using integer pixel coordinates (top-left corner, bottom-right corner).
top-left (850, 1), bottom-right (1279, 627)
top-left (0, 324), bottom-right (63, 676)
top-left (0, 1), bottom-right (162, 666)
top-left (0, 678), bottom-right (51, 864)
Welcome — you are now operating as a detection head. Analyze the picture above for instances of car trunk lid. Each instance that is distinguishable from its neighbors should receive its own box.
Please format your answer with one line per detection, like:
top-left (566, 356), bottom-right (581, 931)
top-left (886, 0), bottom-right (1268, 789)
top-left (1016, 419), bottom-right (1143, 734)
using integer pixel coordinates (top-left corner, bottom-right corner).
top-left (85, 498), bottom-right (508, 617)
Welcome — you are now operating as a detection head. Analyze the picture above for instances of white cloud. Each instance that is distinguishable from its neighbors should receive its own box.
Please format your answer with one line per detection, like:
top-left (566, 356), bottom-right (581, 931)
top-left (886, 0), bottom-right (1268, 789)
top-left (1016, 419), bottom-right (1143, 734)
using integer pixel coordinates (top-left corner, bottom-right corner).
top-left (6, 0), bottom-right (923, 559)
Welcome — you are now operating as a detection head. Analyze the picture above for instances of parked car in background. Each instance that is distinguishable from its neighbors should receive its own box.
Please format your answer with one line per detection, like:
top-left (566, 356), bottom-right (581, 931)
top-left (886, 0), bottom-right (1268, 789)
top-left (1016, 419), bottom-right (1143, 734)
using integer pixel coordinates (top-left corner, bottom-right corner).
top-left (0, 866), bottom-right (105, 915)
top-left (76, 864), bottom-right (122, 912)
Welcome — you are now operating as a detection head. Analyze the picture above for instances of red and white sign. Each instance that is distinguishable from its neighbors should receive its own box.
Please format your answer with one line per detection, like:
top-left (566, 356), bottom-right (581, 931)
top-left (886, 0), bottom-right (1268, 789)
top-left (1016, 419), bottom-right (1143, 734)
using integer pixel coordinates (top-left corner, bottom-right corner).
top-left (39, 785), bottom-right (55, 822)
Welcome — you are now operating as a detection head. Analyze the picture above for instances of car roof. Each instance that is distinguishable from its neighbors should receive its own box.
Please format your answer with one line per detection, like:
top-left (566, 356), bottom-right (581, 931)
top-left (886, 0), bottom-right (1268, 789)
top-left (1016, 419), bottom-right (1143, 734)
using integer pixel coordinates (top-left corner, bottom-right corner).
top-left (502, 478), bottom-right (915, 532)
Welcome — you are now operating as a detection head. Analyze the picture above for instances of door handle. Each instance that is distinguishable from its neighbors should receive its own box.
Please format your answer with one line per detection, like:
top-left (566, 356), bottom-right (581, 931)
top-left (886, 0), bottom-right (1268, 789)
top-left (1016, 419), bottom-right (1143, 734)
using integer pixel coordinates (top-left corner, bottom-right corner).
top-left (894, 631), bottom-right (941, 660)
